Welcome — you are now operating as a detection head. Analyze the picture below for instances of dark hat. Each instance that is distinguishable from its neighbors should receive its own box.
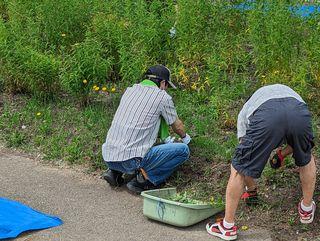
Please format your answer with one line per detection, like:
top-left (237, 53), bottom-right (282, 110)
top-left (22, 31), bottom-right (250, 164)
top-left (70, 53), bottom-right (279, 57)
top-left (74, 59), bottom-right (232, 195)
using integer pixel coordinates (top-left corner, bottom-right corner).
top-left (145, 65), bottom-right (177, 89)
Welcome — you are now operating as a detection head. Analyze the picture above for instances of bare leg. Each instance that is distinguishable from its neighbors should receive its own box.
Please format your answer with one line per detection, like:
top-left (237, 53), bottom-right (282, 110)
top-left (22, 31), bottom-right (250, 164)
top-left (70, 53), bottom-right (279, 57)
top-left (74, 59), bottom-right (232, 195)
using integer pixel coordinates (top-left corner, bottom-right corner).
top-left (299, 155), bottom-right (316, 206)
top-left (225, 165), bottom-right (245, 223)
top-left (244, 176), bottom-right (257, 191)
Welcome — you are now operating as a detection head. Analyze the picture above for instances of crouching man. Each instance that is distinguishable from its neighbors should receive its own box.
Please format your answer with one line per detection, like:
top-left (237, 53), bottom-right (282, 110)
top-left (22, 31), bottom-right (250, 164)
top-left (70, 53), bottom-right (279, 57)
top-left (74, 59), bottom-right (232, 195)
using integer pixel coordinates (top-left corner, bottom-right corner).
top-left (102, 65), bottom-right (191, 194)
top-left (207, 84), bottom-right (316, 240)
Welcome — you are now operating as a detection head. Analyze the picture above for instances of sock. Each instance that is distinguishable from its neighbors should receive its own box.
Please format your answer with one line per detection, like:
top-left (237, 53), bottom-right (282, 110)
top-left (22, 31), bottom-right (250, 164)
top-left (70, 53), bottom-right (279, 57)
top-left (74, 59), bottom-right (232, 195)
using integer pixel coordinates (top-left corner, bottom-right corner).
top-left (301, 201), bottom-right (313, 212)
top-left (223, 219), bottom-right (235, 229)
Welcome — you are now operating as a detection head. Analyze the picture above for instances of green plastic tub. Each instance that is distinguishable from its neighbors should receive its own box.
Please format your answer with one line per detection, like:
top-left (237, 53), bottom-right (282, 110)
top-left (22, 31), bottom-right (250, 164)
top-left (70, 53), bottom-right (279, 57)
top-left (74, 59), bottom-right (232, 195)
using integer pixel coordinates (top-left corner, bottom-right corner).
top-left (141, 187), bottom-right (224, 227)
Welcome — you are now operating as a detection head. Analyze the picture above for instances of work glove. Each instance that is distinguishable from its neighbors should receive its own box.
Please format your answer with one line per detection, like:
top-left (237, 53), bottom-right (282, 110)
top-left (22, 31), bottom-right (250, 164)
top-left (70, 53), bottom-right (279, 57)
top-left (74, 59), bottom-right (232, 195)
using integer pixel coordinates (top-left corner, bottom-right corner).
top-left (182, 133), bottom-right (191, 145)
top-left (164, 136), bottom-right (176, 144)
top-left (270, 149), bottom-right (285, 169)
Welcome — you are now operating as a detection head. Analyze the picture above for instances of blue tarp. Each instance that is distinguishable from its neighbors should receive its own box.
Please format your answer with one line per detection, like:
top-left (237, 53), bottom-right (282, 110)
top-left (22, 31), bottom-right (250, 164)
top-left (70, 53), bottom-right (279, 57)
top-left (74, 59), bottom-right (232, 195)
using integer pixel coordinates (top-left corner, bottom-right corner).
top-left (234, 1), bottom-right (320, 18)
top-left (0, 197), bottom-right (63, 239)
top-left (289, 5), bottom-right (320, 18)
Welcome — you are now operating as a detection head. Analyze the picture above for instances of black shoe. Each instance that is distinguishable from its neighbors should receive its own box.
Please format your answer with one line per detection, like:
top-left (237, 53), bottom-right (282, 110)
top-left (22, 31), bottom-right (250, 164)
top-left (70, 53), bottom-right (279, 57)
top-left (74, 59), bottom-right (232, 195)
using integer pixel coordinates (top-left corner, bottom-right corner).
top-left (126, 177), bottom-right (159, 194)
top-left (103, 169), bottom-right (124, 187)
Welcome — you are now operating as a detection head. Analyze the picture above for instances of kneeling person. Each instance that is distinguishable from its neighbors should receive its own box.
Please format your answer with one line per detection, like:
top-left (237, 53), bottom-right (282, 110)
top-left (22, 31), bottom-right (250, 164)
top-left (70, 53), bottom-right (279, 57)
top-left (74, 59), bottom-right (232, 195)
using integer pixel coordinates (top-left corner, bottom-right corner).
top-left (102, 65), bottom-right (191, 194)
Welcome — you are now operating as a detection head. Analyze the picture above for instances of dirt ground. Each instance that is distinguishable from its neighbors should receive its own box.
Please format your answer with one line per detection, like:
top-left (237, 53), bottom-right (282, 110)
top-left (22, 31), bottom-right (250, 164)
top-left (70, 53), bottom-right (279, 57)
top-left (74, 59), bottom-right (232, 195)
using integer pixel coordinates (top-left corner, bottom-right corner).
top-left (168, 152), bottom-right (320, 241)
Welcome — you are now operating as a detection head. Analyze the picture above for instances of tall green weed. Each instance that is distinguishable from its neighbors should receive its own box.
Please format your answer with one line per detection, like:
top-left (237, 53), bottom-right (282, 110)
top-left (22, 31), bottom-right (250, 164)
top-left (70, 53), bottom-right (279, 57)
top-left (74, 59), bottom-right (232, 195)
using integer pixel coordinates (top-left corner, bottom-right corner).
top-left (0, 0), bottom-right (319, 109)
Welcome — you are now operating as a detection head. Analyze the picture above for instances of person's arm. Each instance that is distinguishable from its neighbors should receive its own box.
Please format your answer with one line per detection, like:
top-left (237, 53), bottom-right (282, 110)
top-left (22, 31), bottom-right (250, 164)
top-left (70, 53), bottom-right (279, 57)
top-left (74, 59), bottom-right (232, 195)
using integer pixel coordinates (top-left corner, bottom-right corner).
top-left (160, 96), bottom-right (178, 126)
top-left (171, 118), bottom-right (191, 144)
top-left (171, 118), bottom-right (186, 138)
top-left (160, 95), bottom-right (191, 144)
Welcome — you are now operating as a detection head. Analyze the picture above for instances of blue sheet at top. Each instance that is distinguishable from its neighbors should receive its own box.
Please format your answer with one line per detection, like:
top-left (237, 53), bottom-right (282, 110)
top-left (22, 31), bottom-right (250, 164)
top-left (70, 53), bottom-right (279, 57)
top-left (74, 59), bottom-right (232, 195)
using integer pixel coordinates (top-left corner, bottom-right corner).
top-left (234, 1), bottom-right (320, 18)
top-left (289, 5), bottom-right (320, 18)
top-left (0, 197), bottom-right (63, 239)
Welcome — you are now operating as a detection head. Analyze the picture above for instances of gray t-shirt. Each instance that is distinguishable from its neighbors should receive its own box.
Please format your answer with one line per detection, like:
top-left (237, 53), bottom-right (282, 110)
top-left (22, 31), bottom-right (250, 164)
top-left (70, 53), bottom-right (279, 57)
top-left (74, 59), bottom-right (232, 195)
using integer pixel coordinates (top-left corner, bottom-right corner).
top-left (237, 84), bottom-right (305, 139)
top-left (102, 84), bottom-right (178, 162)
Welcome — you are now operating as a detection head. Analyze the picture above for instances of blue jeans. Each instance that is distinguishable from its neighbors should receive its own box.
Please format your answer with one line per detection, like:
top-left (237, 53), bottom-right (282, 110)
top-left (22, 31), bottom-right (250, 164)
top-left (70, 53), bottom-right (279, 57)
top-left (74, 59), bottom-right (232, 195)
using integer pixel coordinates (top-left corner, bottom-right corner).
top-left (106, 143), bottom-right (190, 185)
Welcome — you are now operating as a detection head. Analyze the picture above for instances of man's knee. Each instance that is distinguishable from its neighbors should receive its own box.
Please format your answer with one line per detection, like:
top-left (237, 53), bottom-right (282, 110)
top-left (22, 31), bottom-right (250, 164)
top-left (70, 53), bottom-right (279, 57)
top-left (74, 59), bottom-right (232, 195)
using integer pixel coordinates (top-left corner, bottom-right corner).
top-left (177, 143), bottom-right (190, 158)
top-left (230, 164), bottom-right (246, 178)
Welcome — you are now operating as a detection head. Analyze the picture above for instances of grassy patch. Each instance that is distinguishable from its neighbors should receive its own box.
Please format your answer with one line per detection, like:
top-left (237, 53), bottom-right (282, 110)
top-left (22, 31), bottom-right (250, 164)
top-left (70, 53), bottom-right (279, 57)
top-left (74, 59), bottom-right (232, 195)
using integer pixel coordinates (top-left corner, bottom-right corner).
top-left (0, 85), bottom-right (319, 239)
top-left (0, 94), bottom-right (118, 169)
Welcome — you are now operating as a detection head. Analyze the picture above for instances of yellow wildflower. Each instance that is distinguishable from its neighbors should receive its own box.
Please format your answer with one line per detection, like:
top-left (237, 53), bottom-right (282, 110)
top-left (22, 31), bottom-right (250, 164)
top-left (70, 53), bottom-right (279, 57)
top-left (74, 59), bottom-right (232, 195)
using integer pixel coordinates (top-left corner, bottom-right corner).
top-left (36, 112), bottom-right (41, 116)
top-left (204, 77), bottom-right (210, 86)
top-left (123, 21), bottom-right (130, 28)
top-left (83, 79), bottom-right (88, 84)
top-left (94, 86), bottom-right (100, 91)
top-left (61, 33), bottom-right (66, 37)
top-left (241, 225), bottom-right (249, 231)
top-left (93, 85), bottom-right (97, 90)
top-left (191, 83), bottom-right (197, 90)
top-left (179, 68), bottom-right (186, 77)
top-left (102, 87), bottom-right (107, 91)
top-left (111, 87), bottom-right (116, 92)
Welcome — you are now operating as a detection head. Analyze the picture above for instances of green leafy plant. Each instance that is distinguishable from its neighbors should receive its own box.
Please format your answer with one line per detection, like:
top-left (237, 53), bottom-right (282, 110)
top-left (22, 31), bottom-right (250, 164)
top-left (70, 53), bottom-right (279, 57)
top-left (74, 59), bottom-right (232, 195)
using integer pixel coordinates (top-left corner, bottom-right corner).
top-left (168, 191), bottom-right (225, 209)
top-left (169, 191), bottom-right (207, 205)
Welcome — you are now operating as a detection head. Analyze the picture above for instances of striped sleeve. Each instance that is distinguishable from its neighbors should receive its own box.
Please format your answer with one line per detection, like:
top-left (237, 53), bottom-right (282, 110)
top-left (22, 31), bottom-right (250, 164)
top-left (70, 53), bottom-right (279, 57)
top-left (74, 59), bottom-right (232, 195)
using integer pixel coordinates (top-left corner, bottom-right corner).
top-left (160, 95), bottom-right (178, 125)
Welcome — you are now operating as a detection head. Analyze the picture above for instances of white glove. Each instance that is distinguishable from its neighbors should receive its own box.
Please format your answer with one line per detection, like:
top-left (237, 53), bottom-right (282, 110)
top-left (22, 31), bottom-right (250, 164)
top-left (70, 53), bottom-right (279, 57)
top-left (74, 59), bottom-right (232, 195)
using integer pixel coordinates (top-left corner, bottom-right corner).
top-left (182, 133), bottom-right (191, 145)
top-left (164, 136), bottom-right (176, 144)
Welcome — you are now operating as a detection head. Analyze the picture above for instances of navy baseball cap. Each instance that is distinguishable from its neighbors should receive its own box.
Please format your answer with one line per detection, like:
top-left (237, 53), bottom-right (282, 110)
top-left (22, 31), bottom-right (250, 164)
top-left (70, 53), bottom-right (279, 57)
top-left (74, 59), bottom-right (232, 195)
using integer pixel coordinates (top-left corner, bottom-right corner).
top-left (145, 65), bottom-right (177, 89)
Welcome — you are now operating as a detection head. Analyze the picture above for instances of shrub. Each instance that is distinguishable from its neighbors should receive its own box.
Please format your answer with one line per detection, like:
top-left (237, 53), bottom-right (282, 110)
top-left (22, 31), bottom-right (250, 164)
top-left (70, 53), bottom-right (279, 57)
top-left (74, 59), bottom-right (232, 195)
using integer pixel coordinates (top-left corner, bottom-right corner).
top-left (4, 44), bottom-right (61, 98)
top-left (0, 0), bottom-right (319, 108)
top-left (61, 37), bottom-right (113, 101)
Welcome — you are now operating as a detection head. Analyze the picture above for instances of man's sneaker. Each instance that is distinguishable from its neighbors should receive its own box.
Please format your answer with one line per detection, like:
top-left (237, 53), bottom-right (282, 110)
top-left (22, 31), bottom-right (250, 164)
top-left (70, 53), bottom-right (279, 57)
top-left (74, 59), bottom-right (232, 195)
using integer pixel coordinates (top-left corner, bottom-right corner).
top-left (298, 200), bottom-right (316, 224)
top-left (126, 177), bottom-right (159, 194)
top-left (206, 221), bottom-right (237, 241)
top-left (241, 188), bottom-right (258, 206)
top-left (102, 169), bottom-right (124, 187)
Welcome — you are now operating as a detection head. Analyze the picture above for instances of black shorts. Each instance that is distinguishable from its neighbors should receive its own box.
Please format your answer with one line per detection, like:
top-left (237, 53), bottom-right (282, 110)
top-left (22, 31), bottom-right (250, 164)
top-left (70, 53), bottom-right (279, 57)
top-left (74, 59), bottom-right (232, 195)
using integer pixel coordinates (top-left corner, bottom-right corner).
top-left (232, 97), bottom-right (315, 178)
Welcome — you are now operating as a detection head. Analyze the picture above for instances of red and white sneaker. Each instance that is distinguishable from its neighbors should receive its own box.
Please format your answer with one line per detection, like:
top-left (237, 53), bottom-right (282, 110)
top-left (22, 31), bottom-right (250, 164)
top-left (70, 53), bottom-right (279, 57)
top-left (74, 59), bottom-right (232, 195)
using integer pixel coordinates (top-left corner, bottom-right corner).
top-left (206, 221), bottom-right (237, 240)
top-left (298, 200), bottom-right (316, 224)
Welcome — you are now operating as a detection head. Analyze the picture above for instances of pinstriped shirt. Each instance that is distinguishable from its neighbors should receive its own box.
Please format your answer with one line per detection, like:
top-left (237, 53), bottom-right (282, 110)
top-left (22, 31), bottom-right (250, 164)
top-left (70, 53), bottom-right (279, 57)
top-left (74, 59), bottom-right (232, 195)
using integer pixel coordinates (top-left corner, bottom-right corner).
top-left (102, 84), bottom-right (178, 162)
